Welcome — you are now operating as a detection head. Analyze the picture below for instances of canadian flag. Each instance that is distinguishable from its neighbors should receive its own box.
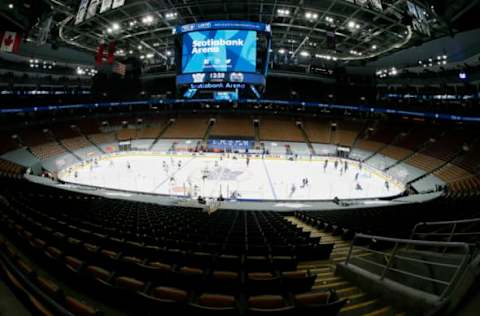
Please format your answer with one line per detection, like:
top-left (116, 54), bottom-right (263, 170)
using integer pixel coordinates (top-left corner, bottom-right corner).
top-left (0, 32), bottom-right (21, 53)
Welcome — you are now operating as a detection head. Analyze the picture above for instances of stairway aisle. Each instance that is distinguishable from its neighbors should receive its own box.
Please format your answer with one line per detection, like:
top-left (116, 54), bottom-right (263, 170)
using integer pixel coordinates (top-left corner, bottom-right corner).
top-left (286, 216), bottom-right (406, 316)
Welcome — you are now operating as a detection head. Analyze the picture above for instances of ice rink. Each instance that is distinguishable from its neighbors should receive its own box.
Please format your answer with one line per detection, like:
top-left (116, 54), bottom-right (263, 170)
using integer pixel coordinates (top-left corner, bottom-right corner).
top-left (57, 152), bottom-right (405, 201)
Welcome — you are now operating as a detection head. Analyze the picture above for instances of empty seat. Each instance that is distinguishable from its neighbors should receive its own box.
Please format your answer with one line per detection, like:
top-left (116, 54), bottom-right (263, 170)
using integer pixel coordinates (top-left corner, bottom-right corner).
top-left (208, 270), bottom-right (240, 294)
top-left (151, 286), bottom-right (189, 302)
top-left (35, 275), bottom-right (63, 301)
top-left (64, 256), bottom-right (83, 274)
top-left (16, 259), bottom-right (35, 278)
top-left (293, 291), bottom-right (346, 316)
top-left (216, 254), bottom-right (242, 271)
top-left (281, 270), bottom-right (316, 293)
top-left (247, 295), bottom-right (293, 315)
top-left (65, 296), bottom-right (99, 316)
top-left (245, 256), bottom-right (272, 272)
top-left (188, 293), bottom-right (238, 315)
top-left (85, 265), bottom-right (111, 282)
top-left (176, 266), bottom-right (205, 289)
top-left (246, 272), bottom-right (282, 295)
top-left (115, 276), bottom-right (145, 292)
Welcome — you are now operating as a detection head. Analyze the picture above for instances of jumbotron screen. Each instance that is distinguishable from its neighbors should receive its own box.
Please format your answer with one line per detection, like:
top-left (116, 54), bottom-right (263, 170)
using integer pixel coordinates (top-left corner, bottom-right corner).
top-left (181, 30), bottom-right (257, 74)
top-left (174, 20), bottom-right (272, 89)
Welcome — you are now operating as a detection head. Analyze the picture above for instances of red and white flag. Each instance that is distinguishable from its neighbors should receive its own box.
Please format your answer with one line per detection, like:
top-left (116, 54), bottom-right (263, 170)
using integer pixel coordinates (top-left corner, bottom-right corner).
top-left (95, 42), bottom-right (106, 65)
top-left (107, 41), bottom-right (116, 64)
top-left (0, 32), bottom-right (21, 53)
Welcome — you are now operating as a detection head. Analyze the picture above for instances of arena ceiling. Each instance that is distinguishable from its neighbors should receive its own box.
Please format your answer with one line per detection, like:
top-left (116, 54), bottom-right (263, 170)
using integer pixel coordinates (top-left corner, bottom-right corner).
top-left (25, 0), bottom-right (480, 66)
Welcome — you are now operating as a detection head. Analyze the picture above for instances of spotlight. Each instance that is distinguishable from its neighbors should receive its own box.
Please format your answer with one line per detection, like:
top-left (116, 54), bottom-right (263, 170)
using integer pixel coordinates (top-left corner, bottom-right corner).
top-left (142, 15), bottom-right (154, 24)
top-left (165, 12), bottom-right (178, 20)
top-left (277, 9), bottom-right (290, 16)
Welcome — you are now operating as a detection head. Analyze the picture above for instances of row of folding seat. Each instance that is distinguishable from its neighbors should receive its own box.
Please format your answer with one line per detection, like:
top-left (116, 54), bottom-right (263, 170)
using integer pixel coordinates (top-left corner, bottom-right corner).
top-left (0, 159), bottom-right (24, 179)
top-left (0, 204), bottom-right (316, 295)
top-left (0, 238), bottom-right (100, 316)
top-left (0, 207), bottom-right (346, 315)
top-left (9, 191), bottom-right (331, 261)
top-left (6, 200), bottom-right (315, 272)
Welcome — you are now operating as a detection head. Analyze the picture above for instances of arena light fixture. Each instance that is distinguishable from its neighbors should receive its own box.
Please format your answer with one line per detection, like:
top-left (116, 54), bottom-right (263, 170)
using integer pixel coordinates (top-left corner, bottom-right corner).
top-left (325, 16), bottom-right (334, 23)
top-left (300, 51), bottom-right (310, 57)
top-left (371, 45), bottom-right (377, 50)
top-left (278, 48), bottom-right (286, 54)
top-left (305, 12), bottom-right (318, 20)
top-left (8, 3), bottom-right (13, 9)
top-left (165, 12), bottom-right (178, 20)
top-left (277, 9), bottom-right (290, 16)
top-left (142, 15), bottom-right (154, 24)
top-left (350, 50), bottom-right (363, 56)
top-left (112, 23), bottom-right (120, 31)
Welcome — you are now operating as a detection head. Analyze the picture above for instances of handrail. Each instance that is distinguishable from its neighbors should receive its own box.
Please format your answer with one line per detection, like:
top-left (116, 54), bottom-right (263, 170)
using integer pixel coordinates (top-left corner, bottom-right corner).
top-left (410, 218), bottom-right (480, 241)
top-left (352, 233), bottom-right (471, 248)
top-left (345, 233), bottom-right (470, 300)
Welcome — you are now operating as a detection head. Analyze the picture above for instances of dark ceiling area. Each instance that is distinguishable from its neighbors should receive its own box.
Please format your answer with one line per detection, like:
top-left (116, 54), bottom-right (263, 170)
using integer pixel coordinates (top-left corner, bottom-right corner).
top-left (0, 0), bottom-right (478, 69)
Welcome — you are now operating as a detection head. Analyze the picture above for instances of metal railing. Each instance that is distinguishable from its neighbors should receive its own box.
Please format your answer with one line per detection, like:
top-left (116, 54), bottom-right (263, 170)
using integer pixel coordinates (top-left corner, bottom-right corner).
top-left (410, 218), bottom-right (480, 246)
top-left (345, 233), bottom-right (470, 300)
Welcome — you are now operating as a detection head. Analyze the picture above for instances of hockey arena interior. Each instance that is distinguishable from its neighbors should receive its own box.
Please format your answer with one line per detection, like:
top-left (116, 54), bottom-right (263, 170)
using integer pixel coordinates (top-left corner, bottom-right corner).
top-left (1, 1), bottom-right (480, 316)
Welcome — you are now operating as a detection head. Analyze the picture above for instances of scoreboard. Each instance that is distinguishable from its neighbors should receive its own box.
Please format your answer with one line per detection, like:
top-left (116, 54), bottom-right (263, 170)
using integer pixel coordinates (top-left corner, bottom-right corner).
top-left (174, 20), bottom-right (272, 99)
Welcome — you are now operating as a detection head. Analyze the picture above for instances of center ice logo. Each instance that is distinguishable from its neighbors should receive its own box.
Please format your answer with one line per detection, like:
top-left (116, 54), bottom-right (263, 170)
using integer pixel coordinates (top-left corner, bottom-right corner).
top-left (205, 167), bottom-right (243, 181)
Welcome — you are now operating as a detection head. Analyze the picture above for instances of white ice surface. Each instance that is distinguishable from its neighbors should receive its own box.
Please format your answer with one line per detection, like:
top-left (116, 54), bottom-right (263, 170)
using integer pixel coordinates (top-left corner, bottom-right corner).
top-left (58, 152), bottom-right (405, 201)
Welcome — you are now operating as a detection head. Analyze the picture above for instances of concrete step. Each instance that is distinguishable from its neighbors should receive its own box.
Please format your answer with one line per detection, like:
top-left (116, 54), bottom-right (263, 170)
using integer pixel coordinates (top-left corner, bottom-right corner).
top-left (313, 280), bottom-right (351, 290)
top-left (336, 286), bottom-right (362, 298)
top-left (344, 292), bottom-right (369, 305)
top-left (363, 306), bottom-right (395, 316)
top-left (287, 215), bottom-right (406, 316)
top-left (340, 299), bottom-right (387, 316)
top-left (315, 271), bottom-right (335, 278)
top-left (314, 276), bottom-right (343, 284)
top-left (306, 266), bottom-right (333, 273)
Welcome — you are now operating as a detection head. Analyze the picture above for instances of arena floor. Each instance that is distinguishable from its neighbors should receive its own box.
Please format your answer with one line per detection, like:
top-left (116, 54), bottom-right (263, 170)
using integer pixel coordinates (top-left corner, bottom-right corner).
top-left (57, 152), bottom-right (405, 201)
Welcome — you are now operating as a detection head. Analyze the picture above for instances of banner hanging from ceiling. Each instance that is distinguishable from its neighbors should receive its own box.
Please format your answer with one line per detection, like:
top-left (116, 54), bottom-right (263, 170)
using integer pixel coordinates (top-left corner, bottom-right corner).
top-left (86, 0), bottom-right (101, 20)
top-left (112, 0), bottom-right (126, 9)
top-left (100, 0), bottom-right (113, 13)
top-left (75, 0), bottom-right (90, 24)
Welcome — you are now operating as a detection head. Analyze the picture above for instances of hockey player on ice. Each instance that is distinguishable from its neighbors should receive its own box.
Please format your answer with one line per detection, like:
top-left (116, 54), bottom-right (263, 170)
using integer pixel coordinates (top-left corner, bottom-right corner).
top-left (289, 184), bottom-right (296, 197)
